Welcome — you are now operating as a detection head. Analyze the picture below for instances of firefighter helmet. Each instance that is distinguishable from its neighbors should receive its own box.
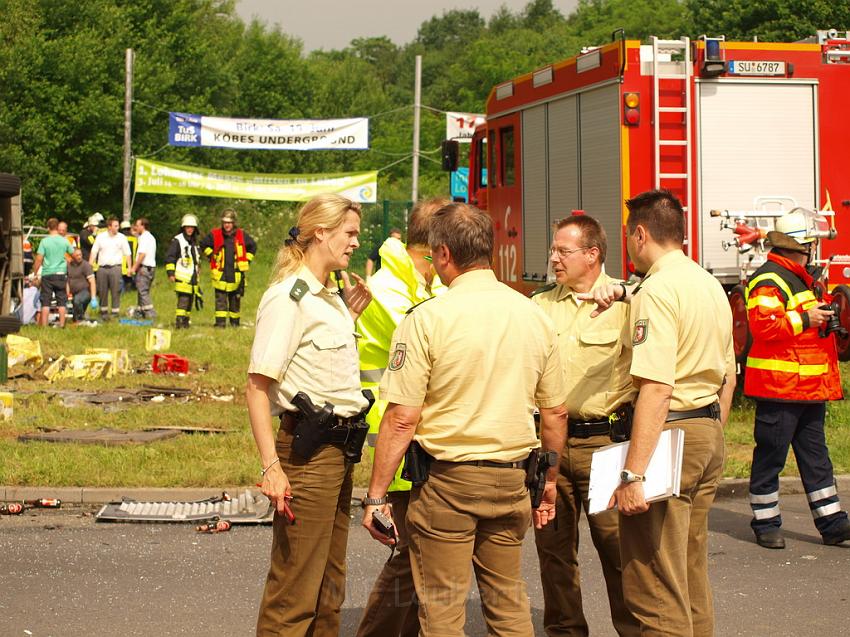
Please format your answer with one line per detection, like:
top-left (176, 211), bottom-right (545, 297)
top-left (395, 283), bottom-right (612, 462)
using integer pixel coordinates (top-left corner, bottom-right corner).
top-left (181, 214), bottom-right (199, 228)
top-left (767, 208), bottom-right (817, 253)
top-left (221, 209), bottom-right (237, 224)
top-left (120, 220), bottom-right (131, 230)
top-left (88, 212), bottom-right (105, 227)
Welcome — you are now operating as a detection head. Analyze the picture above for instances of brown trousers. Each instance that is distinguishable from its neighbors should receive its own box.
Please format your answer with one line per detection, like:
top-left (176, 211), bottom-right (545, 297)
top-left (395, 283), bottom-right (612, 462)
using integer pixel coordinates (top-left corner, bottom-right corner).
top-left (619, 418), bottom-right (724, 637)
top-left (355, 490), bottom-right (420, 637)
top-left (256, 424), bottom-right (353, 637)
top-left (534, 434), bottom-right (640, 637)
top-left (406, 461), bottom-right (533, 637)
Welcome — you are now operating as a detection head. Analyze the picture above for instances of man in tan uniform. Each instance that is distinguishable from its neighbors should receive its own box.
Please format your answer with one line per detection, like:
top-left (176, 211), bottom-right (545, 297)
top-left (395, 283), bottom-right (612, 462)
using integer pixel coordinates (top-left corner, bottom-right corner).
top-left (361, 202), bottom-right (567, 637)
top-left (609, 190), bottom-right (735, 637)
top-left (533, 214), bottom-right (640, 637)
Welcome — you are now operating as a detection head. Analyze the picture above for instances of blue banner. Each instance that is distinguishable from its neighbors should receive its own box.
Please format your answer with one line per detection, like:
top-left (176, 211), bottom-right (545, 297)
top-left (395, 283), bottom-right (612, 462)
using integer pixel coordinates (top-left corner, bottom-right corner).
top-left (169, 112), bottom-right (202, 146)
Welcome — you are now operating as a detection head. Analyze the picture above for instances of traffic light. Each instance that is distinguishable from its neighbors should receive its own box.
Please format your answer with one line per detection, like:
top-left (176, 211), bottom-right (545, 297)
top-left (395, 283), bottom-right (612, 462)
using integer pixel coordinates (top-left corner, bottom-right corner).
top-left (623, 92), bottom-right (640, 126)
top-left (441, 140), bottom-right (459, 172)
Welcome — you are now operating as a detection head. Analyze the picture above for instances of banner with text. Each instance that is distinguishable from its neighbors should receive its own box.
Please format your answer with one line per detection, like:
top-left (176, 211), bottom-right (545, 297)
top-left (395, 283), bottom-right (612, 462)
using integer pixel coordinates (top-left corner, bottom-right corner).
top-left (446, 111), bottom-right (485, 143)
top-left (134, 158), bottom-right (377, 203)
top-left (168, 112), bottom-right (369, 150)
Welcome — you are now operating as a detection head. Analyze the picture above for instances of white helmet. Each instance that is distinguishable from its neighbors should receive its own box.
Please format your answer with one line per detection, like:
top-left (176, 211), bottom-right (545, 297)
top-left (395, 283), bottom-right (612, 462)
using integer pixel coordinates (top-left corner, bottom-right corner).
top-left (120, 220), bottom-right (132, 230)
top-left (773, 209), bottom-right (816, 245)
top-left (181, 214), bottom-right (199, 228)
top-left (88, 212), bottom-right (104, 226)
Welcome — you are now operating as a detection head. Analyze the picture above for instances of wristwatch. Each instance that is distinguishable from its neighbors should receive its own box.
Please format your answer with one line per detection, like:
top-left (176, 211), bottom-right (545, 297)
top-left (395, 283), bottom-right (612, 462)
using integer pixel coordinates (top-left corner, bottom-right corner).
top-left (620, 469), bottom-right (646, 483)
top-left (362, 495), bottom-right (388, 506)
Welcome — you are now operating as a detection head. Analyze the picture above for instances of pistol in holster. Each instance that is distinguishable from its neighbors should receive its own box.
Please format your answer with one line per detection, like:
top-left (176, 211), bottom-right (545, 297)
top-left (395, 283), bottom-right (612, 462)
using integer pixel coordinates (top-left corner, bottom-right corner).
top-left (608, 403), bottom-right (634, 443)
top-left (401, 440), bottom-right (433, 486)
top-left (290, 391), bottom-right (336, 460)
top-left (290, 389), bottom-right (375, 464)
top-left (525, 448), bottom-right (558, 509)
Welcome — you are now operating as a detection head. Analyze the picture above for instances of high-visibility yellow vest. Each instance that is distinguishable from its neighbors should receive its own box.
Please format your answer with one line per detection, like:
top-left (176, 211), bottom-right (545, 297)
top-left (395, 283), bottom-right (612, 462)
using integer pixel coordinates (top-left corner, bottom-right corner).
top-left (357, 237), bottom-right (446, 492)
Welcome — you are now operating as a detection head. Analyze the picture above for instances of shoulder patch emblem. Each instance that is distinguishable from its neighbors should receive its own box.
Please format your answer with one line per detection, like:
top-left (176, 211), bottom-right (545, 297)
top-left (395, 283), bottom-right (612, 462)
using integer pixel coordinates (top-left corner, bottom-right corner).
top-left (289, 279), bottom-right (309, 302)
top-left (632, 319), bottom-right (649, 345)
top-left (389, 343), bottom-right (407, 371)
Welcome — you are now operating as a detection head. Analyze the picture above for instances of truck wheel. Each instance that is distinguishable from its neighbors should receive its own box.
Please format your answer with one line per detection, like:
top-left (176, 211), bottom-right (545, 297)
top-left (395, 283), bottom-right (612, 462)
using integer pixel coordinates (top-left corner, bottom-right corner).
top-left (831, 284), bottom-right (850, 362)
top-left (728, 284), bottom-right (751, 364)
top-left (0, 174), bottom-right (21, 198)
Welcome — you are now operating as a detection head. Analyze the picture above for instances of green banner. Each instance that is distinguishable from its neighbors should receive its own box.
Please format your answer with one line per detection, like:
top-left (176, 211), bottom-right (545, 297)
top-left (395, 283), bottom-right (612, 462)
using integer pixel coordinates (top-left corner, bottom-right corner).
top-left (134, 158), bottom-right (377, 203)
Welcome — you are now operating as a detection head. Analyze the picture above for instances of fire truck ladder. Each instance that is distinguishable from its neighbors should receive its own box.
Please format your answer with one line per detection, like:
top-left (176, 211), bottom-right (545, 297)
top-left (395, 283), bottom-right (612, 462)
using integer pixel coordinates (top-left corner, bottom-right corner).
top-left (651, 36), bottom-right (693, 255)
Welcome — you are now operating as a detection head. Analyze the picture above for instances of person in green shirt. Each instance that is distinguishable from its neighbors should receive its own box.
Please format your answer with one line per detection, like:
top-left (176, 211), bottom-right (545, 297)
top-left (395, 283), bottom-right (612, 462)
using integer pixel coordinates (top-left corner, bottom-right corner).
top-left (33, 217), bottom-right (74, 327)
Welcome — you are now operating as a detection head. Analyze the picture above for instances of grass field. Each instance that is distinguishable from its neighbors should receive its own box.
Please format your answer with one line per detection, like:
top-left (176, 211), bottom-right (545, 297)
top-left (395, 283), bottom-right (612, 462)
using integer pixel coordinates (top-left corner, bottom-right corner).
top-left (3, 249), bottom-right (850, 488)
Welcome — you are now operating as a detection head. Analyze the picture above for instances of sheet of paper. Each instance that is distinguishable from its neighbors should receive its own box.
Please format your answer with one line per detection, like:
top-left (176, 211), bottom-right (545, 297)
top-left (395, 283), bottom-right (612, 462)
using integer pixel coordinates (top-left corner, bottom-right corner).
top-left (587, 428), bottom-right (684, 515)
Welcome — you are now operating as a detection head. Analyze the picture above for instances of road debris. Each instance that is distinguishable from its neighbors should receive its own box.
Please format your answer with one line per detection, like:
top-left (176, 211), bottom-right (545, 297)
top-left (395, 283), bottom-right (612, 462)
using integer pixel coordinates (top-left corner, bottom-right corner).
top-left (196, 517), bottom-right (232, 534)
top-left (95, 490), bottom-right (272, 524)
top-left (18, 427), bottom-right (182, 445)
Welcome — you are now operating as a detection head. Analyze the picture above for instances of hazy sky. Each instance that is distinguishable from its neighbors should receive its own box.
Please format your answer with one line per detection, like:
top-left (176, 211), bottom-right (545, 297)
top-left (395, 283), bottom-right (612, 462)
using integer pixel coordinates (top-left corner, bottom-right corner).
top-left (235, 0), bottom-right (580, 52)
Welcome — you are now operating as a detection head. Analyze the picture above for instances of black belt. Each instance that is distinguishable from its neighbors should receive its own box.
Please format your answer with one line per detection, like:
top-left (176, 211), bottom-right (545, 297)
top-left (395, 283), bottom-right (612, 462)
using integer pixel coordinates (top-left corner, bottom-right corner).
top-left (568, 418), bottom-right (611, 438)
top-left (665, 402), bottom-right (721, 423)
top-left (437, 458), bottom-right (529, 470)
top-left (280, 412), bottom-right (365, 444)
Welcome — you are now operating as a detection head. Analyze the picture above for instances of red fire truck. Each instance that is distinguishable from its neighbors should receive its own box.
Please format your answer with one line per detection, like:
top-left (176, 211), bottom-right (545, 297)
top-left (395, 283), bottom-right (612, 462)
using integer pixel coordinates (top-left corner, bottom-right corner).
top-left (466, 30), bottom-right (850, 361)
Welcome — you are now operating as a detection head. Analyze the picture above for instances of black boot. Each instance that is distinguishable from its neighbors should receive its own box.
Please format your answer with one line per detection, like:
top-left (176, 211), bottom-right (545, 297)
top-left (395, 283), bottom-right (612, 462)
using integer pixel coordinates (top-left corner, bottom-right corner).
top-left (754, 528), bottom-right (785, 549)
top-left (229, 318), bottom-right (240, 328)
top-left (823, 518), bottom-right (850, 545)
top-left (214, 318), bottom-right (226, 328)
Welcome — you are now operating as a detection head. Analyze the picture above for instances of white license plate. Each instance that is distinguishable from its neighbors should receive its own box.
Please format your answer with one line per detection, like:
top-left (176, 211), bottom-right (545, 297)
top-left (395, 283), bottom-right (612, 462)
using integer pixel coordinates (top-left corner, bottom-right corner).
top-left (727, 60), bottom-right (786, 76)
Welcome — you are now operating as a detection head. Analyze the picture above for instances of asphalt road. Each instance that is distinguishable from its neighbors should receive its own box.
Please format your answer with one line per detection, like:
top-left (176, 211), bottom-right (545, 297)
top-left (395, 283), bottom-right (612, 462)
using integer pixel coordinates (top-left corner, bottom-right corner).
top-left (1, 494), bottom-right (849, 636)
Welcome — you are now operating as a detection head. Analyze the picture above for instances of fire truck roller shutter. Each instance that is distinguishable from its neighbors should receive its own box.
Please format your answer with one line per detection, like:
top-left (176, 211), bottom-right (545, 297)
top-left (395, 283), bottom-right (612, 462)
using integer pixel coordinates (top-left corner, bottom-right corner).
top-left (522, 104), bottom-right (549, 281)
top-left (698, 81), bottom-right (817, 284)
top-left (547, 95), bottom-right (580, 239)
top-left (578, 84), bottom-right (623, 277)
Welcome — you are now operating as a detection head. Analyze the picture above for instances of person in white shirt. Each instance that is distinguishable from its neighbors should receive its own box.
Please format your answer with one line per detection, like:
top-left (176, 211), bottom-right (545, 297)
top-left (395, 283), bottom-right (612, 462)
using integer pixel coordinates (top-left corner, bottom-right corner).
top-left (89, 216), bottom-right (131, 321)
top-left (128, 217), bottom-right (157, 319)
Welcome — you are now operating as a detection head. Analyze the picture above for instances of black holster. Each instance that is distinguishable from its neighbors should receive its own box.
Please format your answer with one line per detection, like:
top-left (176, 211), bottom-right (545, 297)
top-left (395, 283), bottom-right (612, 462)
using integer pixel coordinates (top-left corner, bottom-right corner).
top-left (290, 392), bottom-right (335, 460)
top-left (609, 403), bottom-right (634, 443)
top-left (401, 440), bottom-right (433, 486)
top-left (290, 390), bottom-right (374, 464)
top-left (525, 448), bottom-right (558, 509)
top-left (339, 389), bottom-right (374, 464)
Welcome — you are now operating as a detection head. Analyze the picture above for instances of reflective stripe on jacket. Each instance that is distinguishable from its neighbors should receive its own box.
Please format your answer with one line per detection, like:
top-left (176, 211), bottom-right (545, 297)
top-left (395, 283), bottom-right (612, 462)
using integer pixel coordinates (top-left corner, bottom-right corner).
top-left (744, 252), bottom-right (842, 401)
top-left (165, 233), bottom-right (201, 295)
top-left (205, 228), bottom-right (253, 291)
top-left (357, 237), bottom-right (446, 492)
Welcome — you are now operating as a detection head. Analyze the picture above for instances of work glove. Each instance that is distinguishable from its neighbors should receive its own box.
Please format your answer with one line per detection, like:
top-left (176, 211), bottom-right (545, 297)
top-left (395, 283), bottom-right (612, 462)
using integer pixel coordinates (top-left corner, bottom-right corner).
top-left (89, 297), bottom-right (99, 310)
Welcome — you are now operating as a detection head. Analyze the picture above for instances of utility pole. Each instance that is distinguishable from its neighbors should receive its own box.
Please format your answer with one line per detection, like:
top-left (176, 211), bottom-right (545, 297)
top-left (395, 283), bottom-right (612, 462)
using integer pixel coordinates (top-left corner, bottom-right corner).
top-left (411, 55), bottom-right (422, 204)
top-left (122, 48), bottom-right (134, 223)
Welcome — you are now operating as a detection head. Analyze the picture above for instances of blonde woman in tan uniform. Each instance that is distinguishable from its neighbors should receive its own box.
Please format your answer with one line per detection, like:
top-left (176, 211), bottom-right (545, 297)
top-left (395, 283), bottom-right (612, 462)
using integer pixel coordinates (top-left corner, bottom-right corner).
top-left (246, 193), bottom-right (372, 636)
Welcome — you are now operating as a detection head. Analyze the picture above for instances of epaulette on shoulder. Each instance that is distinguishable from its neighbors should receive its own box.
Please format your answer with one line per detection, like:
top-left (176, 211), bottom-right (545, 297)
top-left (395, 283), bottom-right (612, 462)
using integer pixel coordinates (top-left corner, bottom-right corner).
top-left (289, 278), bottom-right (309, 302)
top-left (406, 296), bottom-right (436, 314)
top-left (529, 282), bottom-right (557, 298)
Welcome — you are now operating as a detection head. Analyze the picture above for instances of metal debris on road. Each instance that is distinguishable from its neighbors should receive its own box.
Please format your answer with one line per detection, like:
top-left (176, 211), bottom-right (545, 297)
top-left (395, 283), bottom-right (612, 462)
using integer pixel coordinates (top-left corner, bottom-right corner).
top-left (95, 490), bottom-right (273, 525)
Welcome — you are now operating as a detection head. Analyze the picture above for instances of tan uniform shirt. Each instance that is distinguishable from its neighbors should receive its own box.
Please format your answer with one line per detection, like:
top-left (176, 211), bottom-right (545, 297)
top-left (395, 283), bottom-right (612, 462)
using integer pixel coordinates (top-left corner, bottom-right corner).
top-left (533, 272), bottom-right (635, 420)
top-left (380, 269), bottom-right (565, 462)
top-left (629, 250), bottom-right (735, 412)
top-left (248, 265), bottom-right (368, 417)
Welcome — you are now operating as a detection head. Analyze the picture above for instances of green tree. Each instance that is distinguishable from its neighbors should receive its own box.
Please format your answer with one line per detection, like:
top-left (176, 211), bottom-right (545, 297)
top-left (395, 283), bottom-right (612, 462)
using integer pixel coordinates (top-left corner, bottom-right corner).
top-left (687, 0), bottom-right (850, 42)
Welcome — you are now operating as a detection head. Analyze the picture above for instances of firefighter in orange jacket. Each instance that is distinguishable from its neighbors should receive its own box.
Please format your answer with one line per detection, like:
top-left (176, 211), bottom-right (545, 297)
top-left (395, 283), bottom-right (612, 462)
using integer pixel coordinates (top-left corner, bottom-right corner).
top-left (745, 208), bottom-right (850, 549)
top-left (199, 209), bottom-right (256, 327)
